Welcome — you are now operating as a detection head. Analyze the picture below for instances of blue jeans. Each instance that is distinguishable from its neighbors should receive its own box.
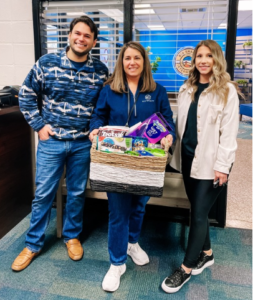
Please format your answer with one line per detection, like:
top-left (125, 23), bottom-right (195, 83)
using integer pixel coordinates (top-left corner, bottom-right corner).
top-left (25, 136), bottom-right (91, 252)
top-left (107, 192), bottom-right (150, 265)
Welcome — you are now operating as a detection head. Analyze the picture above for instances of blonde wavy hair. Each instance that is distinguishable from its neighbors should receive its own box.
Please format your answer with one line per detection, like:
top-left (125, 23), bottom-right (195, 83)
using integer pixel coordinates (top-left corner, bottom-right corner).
top-left (186, 40), bottom-right (242, 105)
top-left (104, 41), bottom-right (156, 93)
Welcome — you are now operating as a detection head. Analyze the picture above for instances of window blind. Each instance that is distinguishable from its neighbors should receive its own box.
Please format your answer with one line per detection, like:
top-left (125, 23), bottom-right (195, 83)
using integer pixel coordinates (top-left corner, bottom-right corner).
top-left (40, 0), bottom-right (124, 73)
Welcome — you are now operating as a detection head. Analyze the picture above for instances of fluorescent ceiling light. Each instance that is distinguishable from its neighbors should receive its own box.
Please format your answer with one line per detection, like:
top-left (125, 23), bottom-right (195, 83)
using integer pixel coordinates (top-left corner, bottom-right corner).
top-left (149, 28), bottom-right (166, 31)
top-left (99, 9), bottom-right (123, 23)
top-left (218, 23), bottom-right (227, 28)
top-left (218, 22), bottom-right (238, 29)
top-left (147, 25), bottom-right (164, 28)
top-left (66, 12), bottom-right (86, 16)
top-left (135, 4), bottom-right (151, 8)
top-left (134, 9), bottom-right (155, 14)
top-left (239, 1), bottom-right (252, 11)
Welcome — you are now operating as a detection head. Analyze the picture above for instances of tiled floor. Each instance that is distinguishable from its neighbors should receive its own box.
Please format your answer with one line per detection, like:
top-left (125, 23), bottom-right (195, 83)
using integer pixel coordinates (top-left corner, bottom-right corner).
top-left (226, 136), bottom-right (252, 230)
top-left (0, 210), bottom-right (251, 300)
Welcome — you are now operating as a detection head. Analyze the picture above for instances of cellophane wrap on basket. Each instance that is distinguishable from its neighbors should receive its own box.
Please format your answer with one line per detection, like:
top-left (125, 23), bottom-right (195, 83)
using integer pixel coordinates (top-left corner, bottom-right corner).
top-left (90, 136), bottom-right (172, 197)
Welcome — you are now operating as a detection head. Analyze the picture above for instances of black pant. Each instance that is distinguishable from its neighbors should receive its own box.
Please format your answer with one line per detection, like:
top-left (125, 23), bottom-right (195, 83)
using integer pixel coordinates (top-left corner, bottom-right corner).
top-left (182, 151), bottom-right (225, 268)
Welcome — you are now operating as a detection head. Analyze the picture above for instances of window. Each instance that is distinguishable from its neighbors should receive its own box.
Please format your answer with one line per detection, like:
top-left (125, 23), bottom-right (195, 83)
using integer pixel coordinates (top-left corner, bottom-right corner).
top-left (133, 0), bottom-right (229, 97)
top-left (234, 4), bottom-right (252, 102)
top-left (35, 0), bottom-right (239, 92)
top-left (40, 0), bottom-right (124, 73)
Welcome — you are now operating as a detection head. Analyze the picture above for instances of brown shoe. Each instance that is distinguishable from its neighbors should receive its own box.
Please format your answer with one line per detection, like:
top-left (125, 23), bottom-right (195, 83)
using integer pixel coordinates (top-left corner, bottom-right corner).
top-left (66, 239), bottom-right (83, 261)
top-left (11, 247), bottom-right (41, 271)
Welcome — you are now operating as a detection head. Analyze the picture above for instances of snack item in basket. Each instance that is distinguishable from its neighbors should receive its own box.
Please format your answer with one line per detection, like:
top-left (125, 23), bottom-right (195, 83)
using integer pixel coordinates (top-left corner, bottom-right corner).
top-left (136, 150), bottom-right (154, 156)
top-left (126, 112), bottom-right (172, 143)
top-left (145, 148), bottom-right (166, 157)
top-left (132, 137), bottom-right (148, 151)
top-left (125, 122), bottom-right (141, 136)
top-left (98, 126), bottom-right (129, 138)
top-left (98, 136), bottom-right (132, 153)
top-left (101, 150), bottom-right (124, 154)
top-left (125, 150), bottom-right (141, 156)
top-left (100, 125), bottom-right (129, 131)
top-left (98, 130), bottom-right (125, 138)
top-left (148, 143), bottom-right (162, 149)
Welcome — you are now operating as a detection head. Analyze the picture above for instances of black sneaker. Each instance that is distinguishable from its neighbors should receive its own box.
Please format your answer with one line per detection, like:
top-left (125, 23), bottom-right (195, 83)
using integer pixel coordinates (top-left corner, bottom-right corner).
top-left (192, 252), bottom-right (214, 275)
top-left (161, 267), bottom-right (191, 293)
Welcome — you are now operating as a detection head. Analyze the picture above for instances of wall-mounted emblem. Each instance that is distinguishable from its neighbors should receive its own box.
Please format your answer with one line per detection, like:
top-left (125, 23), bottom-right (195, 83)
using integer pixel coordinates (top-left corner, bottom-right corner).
top-left (173, 47), bottom-right (194, 77)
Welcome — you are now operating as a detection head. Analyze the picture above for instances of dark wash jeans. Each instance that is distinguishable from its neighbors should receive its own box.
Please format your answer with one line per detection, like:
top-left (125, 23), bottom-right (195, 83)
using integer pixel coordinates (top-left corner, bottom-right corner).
top-left (26, 136), bottom-right (91, 252)
top-left (181, 149), bottom-right (225, 268)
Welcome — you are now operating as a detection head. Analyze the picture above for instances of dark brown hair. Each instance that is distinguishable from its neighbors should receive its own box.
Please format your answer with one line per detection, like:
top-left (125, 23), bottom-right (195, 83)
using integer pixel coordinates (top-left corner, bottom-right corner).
top-left (69, 16), bottom-right (98, 40)
top-left (105, 41), bottom-right (156, 93)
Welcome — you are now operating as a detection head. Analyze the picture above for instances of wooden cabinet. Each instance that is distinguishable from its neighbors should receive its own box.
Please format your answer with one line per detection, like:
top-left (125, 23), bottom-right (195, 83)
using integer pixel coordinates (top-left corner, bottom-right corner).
top-left (0, 107), bottom-right (33, 237)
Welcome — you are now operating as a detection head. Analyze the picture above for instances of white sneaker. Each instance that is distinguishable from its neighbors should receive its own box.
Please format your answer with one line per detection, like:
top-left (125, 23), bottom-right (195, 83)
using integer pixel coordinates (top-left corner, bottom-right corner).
top-left (102, 264), bottom-right (126, 292)
top-left (127, 242), bottom-right (149, 266)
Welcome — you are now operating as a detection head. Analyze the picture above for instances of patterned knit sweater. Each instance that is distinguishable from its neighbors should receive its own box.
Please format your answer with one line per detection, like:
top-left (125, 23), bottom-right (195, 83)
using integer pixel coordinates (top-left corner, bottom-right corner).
top-left (19, 47), bottom-right (108, 140)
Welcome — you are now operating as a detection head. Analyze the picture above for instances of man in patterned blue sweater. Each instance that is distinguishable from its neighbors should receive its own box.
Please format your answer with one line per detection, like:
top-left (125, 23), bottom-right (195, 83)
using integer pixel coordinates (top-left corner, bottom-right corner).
top-left (12, 16), bottom-right (108, 271)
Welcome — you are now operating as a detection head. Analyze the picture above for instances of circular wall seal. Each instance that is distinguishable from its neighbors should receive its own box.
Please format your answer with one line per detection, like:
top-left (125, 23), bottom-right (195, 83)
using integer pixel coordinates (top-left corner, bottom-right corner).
top-left (173, 46), bottom-right (194, 77)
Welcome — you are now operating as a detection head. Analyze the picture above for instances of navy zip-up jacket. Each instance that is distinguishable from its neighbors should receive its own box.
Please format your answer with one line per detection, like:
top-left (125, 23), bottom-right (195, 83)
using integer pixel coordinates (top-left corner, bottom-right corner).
top-left (90, 81), bottom-right (176, 143)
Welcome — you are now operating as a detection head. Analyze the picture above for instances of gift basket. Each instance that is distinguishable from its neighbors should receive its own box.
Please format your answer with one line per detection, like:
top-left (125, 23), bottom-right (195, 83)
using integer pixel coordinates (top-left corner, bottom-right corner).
top-left (89, 113), bottom-right (172, 197)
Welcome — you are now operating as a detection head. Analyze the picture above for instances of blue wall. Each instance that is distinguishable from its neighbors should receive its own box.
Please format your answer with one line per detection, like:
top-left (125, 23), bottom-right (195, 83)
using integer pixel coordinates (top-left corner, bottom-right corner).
top-left (236, 28), bottom-right (252, 36)
top-left (139, 29), bottom-right (227, 92)
top-left (46, 23), bottom-right (252, 93)
top-left (138, 28), bottom-right (251, 92)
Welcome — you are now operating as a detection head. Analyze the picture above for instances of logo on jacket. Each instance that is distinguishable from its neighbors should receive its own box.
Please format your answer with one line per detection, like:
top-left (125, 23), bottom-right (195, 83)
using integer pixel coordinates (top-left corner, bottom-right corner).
top-left (143, 94), bottom-right (154, 102)
top-left (173, 47), bottom-right (194, 77)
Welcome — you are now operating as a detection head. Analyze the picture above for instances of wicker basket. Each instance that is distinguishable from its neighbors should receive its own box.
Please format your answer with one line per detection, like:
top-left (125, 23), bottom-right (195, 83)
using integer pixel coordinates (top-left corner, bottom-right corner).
top-left (89, 137), bottom-right (171, 197)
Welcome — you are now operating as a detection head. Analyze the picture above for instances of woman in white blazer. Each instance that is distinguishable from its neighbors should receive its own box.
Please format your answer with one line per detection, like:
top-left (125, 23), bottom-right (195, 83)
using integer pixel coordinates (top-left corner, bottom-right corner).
top-left (161, 40), bottom-right (242, 294)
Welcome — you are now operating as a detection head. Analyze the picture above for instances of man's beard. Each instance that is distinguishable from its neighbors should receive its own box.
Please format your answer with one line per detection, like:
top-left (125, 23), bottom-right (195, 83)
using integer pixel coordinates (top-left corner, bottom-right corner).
top-left (70, 44), bottom-right (91, 58)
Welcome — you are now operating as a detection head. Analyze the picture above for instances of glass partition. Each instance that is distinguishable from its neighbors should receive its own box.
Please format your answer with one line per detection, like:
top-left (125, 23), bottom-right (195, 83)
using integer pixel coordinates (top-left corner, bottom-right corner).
top-left (133, 0), bottom-right (229, 99)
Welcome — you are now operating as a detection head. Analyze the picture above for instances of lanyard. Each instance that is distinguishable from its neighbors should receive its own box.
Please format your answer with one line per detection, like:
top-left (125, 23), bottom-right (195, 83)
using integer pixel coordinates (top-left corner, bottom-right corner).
top-left (125, 86), bottom-right (140, 127)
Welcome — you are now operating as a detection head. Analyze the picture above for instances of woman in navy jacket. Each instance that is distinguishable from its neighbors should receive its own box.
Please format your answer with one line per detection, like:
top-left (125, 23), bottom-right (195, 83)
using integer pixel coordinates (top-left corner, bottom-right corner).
top-left (89, 41), bottom-right (175, 292)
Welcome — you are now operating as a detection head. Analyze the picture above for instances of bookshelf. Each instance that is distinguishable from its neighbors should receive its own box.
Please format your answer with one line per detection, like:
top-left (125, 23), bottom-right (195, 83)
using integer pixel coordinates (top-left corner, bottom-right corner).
top-left (234, 35), bottom-right (252, 103)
